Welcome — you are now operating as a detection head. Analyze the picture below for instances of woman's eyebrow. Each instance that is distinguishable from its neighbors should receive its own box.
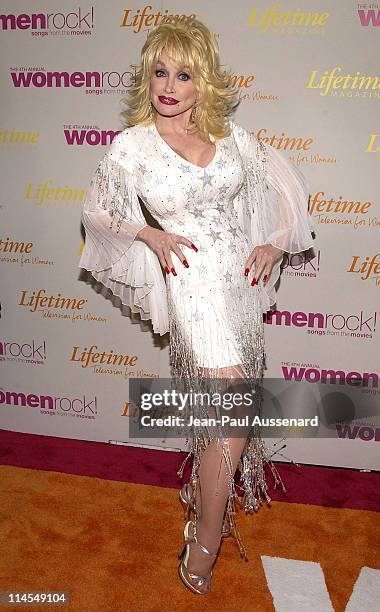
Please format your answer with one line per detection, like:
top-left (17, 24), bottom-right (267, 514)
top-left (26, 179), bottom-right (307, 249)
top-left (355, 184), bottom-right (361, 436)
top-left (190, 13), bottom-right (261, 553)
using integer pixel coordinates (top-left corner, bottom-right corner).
top-left (155, 61), bottom-right (190, 71)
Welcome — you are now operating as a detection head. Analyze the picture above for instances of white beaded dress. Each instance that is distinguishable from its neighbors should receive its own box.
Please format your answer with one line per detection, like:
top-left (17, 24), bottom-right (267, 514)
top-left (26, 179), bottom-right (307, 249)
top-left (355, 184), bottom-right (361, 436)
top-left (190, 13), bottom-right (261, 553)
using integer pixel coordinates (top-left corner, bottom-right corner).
top-left (78, 119), bottom-right (315, 558)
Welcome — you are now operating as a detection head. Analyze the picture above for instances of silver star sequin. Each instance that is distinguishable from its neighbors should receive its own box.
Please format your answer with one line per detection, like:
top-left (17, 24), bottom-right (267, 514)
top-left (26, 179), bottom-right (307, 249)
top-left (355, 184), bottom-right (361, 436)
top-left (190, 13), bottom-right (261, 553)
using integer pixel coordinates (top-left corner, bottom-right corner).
top-left (206, 229), bottom-right (223, 242)
top-left (200, 171), bottom-right (213, 188)
top-left (229, 227), bottom-right (240, 238)
top-left (185, 186), bottom-right (197, 199)
top-left (135, 161), bottom-right (148, 176)
top-left (166, 194), bottom-right (176, 204)
top-left (190, 208), bottom-right (207, 219)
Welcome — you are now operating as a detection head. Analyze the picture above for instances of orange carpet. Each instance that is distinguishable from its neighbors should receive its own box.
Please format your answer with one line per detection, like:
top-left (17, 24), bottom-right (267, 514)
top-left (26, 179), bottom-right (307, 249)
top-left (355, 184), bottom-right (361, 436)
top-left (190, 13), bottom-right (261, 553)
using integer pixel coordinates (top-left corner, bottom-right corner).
top-left (1, 464), bottom-right (379, 611)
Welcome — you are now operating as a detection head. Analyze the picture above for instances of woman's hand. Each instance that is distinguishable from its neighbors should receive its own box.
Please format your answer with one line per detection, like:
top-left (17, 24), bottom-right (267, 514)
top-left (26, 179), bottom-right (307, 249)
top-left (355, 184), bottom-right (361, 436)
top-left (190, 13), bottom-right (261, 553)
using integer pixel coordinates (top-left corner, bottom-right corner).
top-left (244, 244), bottom-right (284, 285)
top-left (135, 225), bottom-right (198, 275)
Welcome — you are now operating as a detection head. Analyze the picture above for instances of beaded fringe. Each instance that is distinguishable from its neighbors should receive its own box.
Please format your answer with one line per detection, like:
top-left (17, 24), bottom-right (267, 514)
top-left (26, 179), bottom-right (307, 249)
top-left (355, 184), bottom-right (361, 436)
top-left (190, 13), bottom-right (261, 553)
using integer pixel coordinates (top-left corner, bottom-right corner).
top-left (167, 278), bottom-right (287, 561)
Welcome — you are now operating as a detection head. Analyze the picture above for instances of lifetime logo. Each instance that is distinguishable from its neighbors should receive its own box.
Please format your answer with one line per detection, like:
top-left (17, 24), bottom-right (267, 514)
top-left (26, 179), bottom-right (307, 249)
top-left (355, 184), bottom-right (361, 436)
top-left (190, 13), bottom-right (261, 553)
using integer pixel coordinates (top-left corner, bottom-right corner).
top-left (248, 4), bottom-right (330, 31)
top-left (347, 254), bottom-right (380, 282)
top-left (120, 6), bottom-right (197, 34)
top-left (0, 236), bottom-right (33, 253)
top-left (308, 192), bottom-right (372, 217)
top-left (70, 345), bottom-right (138, 369)
top-left (25, 180), bottom-right (84, 207)
top-left (306, 66), bottom-right (380, 97)
top-left (366, 134), bottom-right (380, 153)
top-left (18, 290), bottom-right (87, 312)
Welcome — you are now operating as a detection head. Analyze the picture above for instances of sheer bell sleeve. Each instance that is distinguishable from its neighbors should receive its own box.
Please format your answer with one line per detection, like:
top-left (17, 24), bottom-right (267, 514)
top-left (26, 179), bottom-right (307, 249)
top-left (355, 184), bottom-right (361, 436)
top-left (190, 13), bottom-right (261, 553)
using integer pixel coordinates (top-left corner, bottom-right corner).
top-left (78, 131), bottom-right (169, 335)
top-left (231, 120), bottom-right (315, 313)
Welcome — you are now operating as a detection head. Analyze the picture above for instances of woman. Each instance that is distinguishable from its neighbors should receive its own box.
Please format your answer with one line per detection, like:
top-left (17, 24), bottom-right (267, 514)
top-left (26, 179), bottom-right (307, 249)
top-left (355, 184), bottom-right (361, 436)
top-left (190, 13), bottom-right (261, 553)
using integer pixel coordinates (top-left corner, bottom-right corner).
top-left (78, 18), bottom-right (314, 595)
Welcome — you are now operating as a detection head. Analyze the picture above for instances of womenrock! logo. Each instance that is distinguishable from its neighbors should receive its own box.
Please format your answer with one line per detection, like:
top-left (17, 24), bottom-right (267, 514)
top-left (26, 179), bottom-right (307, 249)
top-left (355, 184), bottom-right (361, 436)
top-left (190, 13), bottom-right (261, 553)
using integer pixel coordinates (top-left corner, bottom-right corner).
top-left (0, 8), bottom-right (94, 33)
top-left (0, 338), bottom-right (46, 365)
top-left (265, 309), bottom-right (377, 340)
top-left (0, 387), bottom-right (98, 418)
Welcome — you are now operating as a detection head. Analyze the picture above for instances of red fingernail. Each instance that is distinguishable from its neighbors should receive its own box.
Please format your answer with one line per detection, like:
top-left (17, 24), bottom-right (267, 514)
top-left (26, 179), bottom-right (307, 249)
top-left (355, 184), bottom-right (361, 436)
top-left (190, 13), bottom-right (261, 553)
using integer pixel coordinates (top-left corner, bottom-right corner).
top-left (171, 267), bottom-right (177, 276)
top-left (263, 274), bottom-right (268, 283)
top-left (165, 266), bottom-right (170, 274)
top-left (183, 259), bottom-right (189, 268)
top-left (191, 243), bottom-right (198, 252)
top-left (244, 268), bottom-right (249, 277)
top-left (251, 278), bottom-right (257, 286)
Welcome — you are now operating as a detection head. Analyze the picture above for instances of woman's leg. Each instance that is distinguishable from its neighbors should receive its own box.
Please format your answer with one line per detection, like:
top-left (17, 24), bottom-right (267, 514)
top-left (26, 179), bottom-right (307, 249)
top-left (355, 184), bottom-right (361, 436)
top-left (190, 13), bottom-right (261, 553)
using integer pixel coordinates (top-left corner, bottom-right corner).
top-left (186, 364), bottom-right (249, 588)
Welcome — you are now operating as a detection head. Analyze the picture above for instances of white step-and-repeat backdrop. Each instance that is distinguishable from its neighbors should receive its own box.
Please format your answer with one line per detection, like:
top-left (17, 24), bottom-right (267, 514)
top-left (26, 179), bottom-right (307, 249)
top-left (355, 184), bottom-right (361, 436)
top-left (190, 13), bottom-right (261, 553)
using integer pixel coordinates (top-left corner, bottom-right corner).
top-left (1, 1), bottom-right (379, 470)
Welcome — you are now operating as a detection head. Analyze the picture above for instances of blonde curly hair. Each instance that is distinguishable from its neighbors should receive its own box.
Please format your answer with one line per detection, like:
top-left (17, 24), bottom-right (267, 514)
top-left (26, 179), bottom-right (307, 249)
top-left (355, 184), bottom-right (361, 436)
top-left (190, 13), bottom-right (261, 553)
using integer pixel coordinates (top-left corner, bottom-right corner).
top-left (119, 18), bottom-right (240, 142)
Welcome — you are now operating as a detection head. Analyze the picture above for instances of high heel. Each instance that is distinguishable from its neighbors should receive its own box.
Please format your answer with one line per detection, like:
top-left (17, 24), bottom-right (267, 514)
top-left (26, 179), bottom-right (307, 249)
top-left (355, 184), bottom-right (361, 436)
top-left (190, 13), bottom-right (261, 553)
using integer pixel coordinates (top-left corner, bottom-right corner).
top-left (179, 482), bottom-right (193, 522)
top-left (179, 481), bottom-right (232, 538)
top-left (178, 519), bottom-right (219, 595)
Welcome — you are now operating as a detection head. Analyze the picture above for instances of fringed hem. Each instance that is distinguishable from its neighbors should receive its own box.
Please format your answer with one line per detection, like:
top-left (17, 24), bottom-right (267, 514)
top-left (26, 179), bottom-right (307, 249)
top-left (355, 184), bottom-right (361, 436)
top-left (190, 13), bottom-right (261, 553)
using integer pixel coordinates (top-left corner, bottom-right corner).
top-left (167, 276), bottom-right (286, 559)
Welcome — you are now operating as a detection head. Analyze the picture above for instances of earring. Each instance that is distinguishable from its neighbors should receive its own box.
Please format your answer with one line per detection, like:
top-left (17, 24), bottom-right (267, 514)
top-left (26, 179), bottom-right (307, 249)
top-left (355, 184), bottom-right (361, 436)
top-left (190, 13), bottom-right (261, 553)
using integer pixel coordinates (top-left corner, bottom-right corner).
top-left (148, 101), bottom-right (153, 119)
top-left (190, 100), bottom-right (198, 124)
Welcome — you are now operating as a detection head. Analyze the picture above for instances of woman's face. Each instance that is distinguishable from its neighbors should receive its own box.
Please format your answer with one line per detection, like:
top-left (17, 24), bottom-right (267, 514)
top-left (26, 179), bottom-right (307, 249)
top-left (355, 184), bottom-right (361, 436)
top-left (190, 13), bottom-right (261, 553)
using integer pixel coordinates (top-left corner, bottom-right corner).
top-left (149, 50), bottom-right (197, 119)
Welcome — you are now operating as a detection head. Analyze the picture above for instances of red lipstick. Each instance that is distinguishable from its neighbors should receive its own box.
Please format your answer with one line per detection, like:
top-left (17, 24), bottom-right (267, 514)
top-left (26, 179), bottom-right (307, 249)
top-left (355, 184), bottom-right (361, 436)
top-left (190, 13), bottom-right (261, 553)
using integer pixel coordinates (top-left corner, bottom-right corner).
top-left (158, 96), bottom-right (179, 105)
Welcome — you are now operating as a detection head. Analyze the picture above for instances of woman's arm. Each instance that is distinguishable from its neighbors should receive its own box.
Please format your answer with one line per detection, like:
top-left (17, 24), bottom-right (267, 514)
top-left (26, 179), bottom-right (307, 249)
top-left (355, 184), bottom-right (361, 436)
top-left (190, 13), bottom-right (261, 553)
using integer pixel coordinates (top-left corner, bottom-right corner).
top-left (231, 120), bottom-right (315, 311)
top-left (253, 137), bottom-right (315, 254)
top-left (78, 133), bottom-right (169, 335)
